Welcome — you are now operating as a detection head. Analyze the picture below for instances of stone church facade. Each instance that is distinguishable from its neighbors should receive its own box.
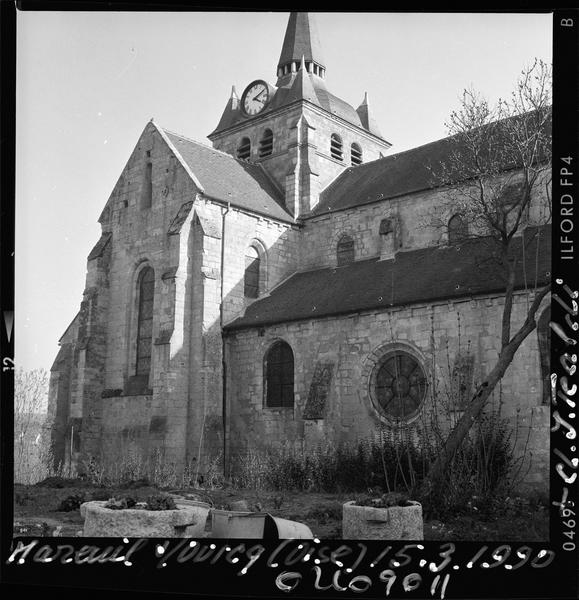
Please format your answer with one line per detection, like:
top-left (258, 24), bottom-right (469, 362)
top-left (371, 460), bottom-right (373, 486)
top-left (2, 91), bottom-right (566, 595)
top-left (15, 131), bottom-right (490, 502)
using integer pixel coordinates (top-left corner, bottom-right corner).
top-left (48, 13), bottom-right (551, 491)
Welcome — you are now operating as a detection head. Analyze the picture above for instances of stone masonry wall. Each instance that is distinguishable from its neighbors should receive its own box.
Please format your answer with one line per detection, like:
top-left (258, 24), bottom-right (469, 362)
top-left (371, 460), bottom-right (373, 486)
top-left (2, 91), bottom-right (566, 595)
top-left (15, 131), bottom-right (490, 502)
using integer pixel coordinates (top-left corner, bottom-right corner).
top-left (225, 291), bottom-right (550, 494)
top-left (299, 170), bottom-right (552, 271)
top-left (211, 102), bottom-right (390, 215)
top-left (72, 121), bottom-right (302, 474)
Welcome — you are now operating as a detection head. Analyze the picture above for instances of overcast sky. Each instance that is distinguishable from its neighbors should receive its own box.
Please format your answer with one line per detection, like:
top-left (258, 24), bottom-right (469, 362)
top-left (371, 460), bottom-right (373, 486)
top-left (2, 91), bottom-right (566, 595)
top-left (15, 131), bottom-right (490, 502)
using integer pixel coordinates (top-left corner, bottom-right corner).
top-left (15, 10), bottom-right (552, 373)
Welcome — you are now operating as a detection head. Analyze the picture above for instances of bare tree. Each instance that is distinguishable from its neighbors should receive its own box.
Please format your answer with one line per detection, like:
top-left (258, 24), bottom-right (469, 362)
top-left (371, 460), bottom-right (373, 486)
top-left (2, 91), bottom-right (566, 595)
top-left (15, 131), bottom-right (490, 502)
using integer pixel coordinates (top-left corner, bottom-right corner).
top-left (421, 60), bottom-right (552, 494)
top-left (14, 368), bottom-right (49, 483)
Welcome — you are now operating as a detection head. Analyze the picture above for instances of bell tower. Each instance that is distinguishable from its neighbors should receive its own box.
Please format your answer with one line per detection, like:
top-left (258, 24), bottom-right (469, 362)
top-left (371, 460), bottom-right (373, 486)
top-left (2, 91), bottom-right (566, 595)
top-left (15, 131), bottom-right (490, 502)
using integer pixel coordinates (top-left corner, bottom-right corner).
top-left (208, 12), bottom-right (392, 219)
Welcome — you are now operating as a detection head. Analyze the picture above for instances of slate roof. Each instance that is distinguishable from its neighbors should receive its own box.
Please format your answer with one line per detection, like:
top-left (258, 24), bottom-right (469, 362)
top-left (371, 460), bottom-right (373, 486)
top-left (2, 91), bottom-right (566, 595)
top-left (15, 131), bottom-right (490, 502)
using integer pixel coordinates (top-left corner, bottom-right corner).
top-left (224, 225), bottom-right (551, 331)
top-left (313, 136), bottom-right (457, 216)
top-left (312, 79), bottom-right (366, 129)
top-left (277, 12), bottom-right (325, 70)
top-left (163, 130), bottom-right (292, 222)
top-left (209, 74), bottom-right (379, 139)
top-left (313, 110), bottom-right (551, 217)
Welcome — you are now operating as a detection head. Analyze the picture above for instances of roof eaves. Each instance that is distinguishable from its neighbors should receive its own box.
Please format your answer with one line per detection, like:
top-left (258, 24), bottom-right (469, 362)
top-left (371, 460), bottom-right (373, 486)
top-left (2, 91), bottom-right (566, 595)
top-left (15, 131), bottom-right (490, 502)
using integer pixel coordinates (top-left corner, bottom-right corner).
top-left (201, 192), bottom-right (296, 225)
top-left (223, 279), bottom-right (547, 333)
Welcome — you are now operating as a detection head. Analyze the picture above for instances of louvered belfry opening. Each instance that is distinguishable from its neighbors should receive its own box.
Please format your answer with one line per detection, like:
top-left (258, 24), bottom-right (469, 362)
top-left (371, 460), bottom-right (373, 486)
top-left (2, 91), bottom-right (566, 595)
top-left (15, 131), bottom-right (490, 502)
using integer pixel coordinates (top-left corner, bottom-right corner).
top-left (351, 143), bottom-right (363, 166)
top-left (237, 137), bottom-right (251, 160)
top-left (330, 134), bottom-right (343, 161)
top-left (258, 129), bottom-right (274, 158)
top-left (265, 340), bottom-right (294, 408)
top-left (136, 266), bottom-right (155, 377)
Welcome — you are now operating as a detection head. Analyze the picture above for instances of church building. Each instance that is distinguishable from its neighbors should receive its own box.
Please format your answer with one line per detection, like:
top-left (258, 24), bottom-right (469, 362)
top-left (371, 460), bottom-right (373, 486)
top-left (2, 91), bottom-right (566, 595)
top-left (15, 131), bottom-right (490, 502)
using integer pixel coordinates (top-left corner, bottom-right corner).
top-left (48, 12), bottom-right (551, 492)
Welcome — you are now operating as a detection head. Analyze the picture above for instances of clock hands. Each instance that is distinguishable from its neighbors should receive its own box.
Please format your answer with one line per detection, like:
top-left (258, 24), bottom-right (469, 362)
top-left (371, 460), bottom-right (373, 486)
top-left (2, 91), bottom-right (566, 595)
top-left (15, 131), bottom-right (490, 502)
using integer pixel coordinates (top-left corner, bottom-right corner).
top-left (252, 90), bottom-right (266, 103)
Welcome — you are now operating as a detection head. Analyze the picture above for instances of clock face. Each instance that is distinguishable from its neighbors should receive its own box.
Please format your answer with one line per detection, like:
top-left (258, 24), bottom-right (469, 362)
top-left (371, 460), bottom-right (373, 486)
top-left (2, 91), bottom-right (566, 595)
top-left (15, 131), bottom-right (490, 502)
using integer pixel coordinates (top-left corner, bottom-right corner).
top-left (242, 81), bottom-right (269, 116)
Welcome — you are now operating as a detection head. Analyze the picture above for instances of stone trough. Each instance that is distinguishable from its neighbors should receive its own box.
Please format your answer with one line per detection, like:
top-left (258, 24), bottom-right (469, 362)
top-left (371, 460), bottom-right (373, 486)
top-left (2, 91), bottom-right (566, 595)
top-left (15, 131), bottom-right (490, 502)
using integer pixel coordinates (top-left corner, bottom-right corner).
top-left (342, 500), bottom-right (423, 540)
top-left (80, 500), bottom-right (211, 537)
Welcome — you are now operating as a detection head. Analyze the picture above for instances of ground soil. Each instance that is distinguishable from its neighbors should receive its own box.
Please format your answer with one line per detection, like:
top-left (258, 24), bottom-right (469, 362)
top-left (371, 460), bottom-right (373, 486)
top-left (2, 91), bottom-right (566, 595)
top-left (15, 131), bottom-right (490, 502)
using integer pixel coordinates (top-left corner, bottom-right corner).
top-left (13, 480), bottom-right (548, 541)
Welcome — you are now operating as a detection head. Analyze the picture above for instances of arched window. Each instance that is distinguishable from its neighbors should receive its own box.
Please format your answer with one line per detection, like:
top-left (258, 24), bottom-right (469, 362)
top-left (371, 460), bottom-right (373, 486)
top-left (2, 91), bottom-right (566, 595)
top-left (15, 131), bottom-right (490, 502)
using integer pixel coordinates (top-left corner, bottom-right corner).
top-left (337, 234), bottom-right (355, 266)
top-left (258, 129), bottom-right (274, 158)
top-left (237, 137), bottom-right (251, 160)
top-left (370, 350), bottom-right (427, 422)
top-left (244, 246), bottom-right (260, 298)
top-left (265, 340), bottom-right (294, 408)
top-left (136, 266), bottom-right (155, 377)
top-left (537, 306), bottom-right (551, 405)
top-left (330, 134), bottom-right (343, 161)
top-left (350, 143), bottom-right (363, 166)
top-left (448, 213), bottom-right (469, 244)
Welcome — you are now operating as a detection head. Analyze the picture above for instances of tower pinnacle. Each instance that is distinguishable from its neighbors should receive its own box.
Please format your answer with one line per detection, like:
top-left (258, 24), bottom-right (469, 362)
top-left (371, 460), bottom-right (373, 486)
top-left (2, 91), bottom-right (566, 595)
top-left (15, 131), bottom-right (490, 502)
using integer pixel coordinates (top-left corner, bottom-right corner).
top-left (276, 12), bottom-right (326, 84)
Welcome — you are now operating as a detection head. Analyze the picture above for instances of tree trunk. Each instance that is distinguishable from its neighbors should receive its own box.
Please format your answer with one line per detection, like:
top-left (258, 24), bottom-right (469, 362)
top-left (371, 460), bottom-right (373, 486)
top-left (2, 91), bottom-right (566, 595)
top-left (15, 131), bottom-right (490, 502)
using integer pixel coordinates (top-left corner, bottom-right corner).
top-left (418, 283), bottom-right (550, 497)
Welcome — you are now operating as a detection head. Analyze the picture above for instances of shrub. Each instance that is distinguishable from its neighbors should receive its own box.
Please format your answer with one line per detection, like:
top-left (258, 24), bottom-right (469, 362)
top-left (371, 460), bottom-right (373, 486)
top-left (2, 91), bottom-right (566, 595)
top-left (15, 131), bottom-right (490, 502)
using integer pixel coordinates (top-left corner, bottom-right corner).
top-left (102, 494), bottom-right (177, 511)
top-left (56, 494), bottom-right (86, 512)
top-left (104, 496), bottom-right (137, 510)
top-left (354, 492), bottom-right (411, 508)
top-left (420, 411), bottom-right (520, 519)
top-left (145, 495), bottom-right (176, 511)
top-left (231, 408), bottom-right (519, 519)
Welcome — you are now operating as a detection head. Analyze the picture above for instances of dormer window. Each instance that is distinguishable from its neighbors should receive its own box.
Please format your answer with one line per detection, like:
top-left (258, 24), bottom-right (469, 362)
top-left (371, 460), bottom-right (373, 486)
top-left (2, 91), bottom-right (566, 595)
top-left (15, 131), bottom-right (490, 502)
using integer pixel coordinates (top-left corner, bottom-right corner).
top-left (330, 134), bottom-right (343, 161)
top-left (351, 143), bottom-right (363, 166)
top-left (237, 137), bottom-right (251, 160)
top-left (258, 129), bottom-right (274, 158)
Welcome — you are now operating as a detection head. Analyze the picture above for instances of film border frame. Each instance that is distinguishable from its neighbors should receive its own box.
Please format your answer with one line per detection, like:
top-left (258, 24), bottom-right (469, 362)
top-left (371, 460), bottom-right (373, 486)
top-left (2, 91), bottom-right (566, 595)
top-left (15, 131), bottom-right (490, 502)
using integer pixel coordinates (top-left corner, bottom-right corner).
top-left (0, 4), bottom-right (577, 599)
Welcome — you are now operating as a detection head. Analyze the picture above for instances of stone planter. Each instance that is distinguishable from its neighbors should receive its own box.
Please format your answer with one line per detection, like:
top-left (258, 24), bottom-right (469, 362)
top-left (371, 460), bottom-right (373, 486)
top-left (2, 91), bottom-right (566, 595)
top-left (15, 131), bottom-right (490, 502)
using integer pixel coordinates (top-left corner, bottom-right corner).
top-left (80, 500), bottom-right (211, 537)
top-left (342, 500), bottom-right (423, 540)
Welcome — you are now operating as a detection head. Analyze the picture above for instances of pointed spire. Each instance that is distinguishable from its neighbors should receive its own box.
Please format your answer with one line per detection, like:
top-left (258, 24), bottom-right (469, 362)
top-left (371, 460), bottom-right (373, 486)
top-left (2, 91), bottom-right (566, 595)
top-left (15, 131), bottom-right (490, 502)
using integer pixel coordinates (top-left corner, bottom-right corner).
top-left (277, 12), bottom-right (325, 83)
top-left (356, 91), bottom-right (383, 137)
top-left (284, 55), bottom-right (320, 106)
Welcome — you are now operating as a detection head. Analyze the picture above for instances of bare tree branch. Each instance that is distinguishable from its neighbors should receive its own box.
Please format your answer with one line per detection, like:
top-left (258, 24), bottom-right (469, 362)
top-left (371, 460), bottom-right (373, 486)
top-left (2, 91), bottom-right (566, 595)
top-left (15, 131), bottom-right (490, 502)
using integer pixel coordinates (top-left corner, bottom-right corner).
top-left (419, 59), bottom-right (552, 496)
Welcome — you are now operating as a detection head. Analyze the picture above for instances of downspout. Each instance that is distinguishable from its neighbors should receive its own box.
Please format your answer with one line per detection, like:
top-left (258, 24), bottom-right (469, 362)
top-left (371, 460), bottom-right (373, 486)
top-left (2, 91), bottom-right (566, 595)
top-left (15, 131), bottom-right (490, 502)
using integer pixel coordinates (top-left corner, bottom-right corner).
top-left (220, 202), bottom-right (230, 478)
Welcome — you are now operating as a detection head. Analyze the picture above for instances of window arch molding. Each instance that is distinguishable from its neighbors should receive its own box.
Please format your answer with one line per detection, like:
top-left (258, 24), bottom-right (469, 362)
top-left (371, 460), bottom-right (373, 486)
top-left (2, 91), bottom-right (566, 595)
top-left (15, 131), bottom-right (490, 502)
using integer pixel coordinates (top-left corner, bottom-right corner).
top-left (263, 338), bottom-right (295, 408)
top-left (362, 341), bottom-right (429, 427)
top-left (126, 259), bottom-right (157, 385)
top-left (334, 230), bottom-right (356, 267)
top-left (244, 238), bottom-right (268, 298)
top-left (448, 213), bottom-right (469, 245)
